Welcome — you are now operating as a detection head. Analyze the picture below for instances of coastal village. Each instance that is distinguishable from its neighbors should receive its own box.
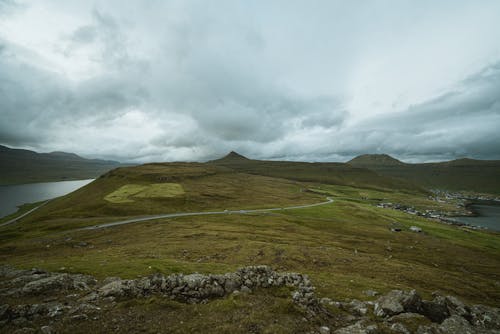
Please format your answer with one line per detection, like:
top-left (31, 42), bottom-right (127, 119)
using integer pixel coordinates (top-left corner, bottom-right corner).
top-left (376, 190), bottom-right (500, 231)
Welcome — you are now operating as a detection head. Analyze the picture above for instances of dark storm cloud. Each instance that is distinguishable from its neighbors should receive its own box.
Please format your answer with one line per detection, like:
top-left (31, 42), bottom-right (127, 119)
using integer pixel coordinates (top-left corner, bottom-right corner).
top-left (1, 1), bottom-right (499, 162)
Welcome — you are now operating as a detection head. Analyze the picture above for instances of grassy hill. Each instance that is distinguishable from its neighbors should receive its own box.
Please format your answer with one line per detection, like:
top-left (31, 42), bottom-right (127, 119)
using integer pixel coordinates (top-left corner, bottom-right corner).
top-left (15, 162), bottom-right (325, 230)
top-left (210, 152), bottom-right (423, 194)
top-left (348, 154), bottom-right (500, 194)
top-left (1, 153), bottom-right (499, 333)
top-left (0, 144), bottom-right (123, 185)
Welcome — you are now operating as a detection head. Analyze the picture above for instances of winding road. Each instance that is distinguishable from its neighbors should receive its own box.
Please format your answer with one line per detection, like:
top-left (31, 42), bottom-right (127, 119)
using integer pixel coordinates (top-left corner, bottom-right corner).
top-left (0, 196), bottom-right (334, 231)
top-left (0, 200), bottom-right (50, 227)
top-left (81, 197), bottom-right (334, 230)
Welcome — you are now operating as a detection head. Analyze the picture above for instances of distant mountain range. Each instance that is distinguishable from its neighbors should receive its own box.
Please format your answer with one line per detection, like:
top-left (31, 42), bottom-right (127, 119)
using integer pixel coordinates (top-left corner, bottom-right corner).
top-left (210, 151), bottom-right (500, 195)
top-left (210, 151), bottom-right (422, 193)
top-left (348, 154), bottom-right (500, 194)
top-left (2, 145), bottom-right (498, 193)
top-left (0, 145), bottom-right (124, 185)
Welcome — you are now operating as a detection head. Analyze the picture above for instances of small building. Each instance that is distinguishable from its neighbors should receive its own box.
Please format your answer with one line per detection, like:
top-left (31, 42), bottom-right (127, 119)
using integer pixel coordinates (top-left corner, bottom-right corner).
top-left (409, 226), bottom-right (422, 233)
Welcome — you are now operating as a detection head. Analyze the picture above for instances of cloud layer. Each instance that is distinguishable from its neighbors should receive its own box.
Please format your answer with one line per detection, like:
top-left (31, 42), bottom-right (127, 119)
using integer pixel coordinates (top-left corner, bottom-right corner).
top-left (1, 0), bottom-right (500, 162)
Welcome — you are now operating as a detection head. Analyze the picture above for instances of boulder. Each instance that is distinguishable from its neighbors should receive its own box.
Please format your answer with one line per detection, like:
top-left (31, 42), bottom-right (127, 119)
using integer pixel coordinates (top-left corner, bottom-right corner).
top-left (374, 290), bottom-right (422, 317)
top-left (438, 315), bottom-right (474, 334)
top-left (98, 279), bottom-right (139, 298)
top-left (421, 296), bottom-right (449, 323)
top-left (183, 274), bottom-right (205, 289)
top-left (20, 273), bottom-right (95, 295)
top-left (444, 295), bottom-right (470, 319)
top-left (470, 304), bottom-right (500, 329)
top-left (341, 299), bottom-right (370, 316)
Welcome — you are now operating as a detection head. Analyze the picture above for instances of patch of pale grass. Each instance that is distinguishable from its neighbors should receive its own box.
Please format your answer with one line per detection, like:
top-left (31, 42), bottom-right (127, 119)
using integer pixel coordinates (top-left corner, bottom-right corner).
top-left (104, 183), bottom-right (185, 203)
top-left (134, 183), bottom-right (185, 198)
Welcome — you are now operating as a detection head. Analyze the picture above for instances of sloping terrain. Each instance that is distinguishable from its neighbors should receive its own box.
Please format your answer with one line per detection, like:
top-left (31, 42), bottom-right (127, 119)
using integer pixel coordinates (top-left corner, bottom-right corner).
top-left (16, 162), bottom-right (324, 230)
top-left (348, 154), bottom-right (500, 194)
top-left (0, 145), bottom-right (123, 185)
top-left (210, 152), bottom-right (423, 194)
top-left (1, 183), bottom-right (499, 333)
top-left (1, 154), bottom-right (499, 333)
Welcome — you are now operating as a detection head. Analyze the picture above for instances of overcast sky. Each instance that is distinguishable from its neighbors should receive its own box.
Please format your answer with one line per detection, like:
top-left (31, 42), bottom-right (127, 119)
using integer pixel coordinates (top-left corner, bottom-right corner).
top-left (1, 0), bottom-right (500, 163)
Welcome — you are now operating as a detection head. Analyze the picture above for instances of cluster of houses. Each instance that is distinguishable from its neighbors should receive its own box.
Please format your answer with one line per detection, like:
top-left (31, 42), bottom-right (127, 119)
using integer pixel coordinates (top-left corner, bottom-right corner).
top-left (375, 202), bottom-right (455, 219)
top-left (429, 189), bottom-right (500, 203)
top-left (375, 198), bottom-right (488, 231)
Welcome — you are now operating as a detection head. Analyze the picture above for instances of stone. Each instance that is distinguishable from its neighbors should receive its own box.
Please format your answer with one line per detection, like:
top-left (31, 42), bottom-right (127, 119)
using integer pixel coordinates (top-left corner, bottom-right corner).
top-left (444, 295), bottom-right (470, 319)
top-left (184, 273), bottom-right (204, 289)
top-left (390, 323), bottom-right (410, 334)
top-left (223, 274), bottom-right (241, 292)
top-left (47, 304), bottom-right (66, 317)
top-left (319, 326), bottom-right (331, 334)
top-left (421, 296), bottom-right (449, 323)
top-left (40, 325), bottom-right (54, 334)
top-left (20, 273), bottom-right (94, 295)
top-left (416, 324), bottom-right (441, 334)
top-left (438, 315), bottom-right (474, 334)
top-left (69, 303), bottom-right (101, 315)
top-left (98, 280), bottom-right (130, 297)
top-left (240, 286), bottom-right (252, 294)
top-left (210, 285), bottom-right (225, 297)
top-left (342, 299), bottom-right (370, 316)
top-left (71, 314), bottom-right (89, 321)
top-left (334, 321), bottom-right (378, 334)
top-left (374, 290), bottom-right (422, 317)
top-left (470, 304), bottom-right (500, 329)
top-left (21, 274), bottom-right (71, 295)
top-left (388, 312), bottom-right (427, 323)
top-left (363, 290), bottom-right (379, 297)
top-left (102, 277), bottom-right (122, 285)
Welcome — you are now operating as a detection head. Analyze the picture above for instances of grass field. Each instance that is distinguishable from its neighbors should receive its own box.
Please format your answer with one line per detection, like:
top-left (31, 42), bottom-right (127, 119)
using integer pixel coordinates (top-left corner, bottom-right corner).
top-left (1, 161), bottom-right (499, 333)
top-left (104, 183), bottom-right (185, 203)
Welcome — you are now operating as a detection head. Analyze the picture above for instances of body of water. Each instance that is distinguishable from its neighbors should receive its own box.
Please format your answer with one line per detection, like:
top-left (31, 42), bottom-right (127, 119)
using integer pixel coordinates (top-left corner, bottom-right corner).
top-left (0, 179), bottom-right (94, 218)
top-left (451, 202), bottom-right (500, 232)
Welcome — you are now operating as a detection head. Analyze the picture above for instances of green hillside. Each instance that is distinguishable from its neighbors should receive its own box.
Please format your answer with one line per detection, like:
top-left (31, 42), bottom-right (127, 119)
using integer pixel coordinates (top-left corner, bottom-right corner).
top-left (1, 154), bottom-right (499, 333)
top-left (0, 144), bottom-right (124, 185)
top-left (348, 154), bottom-right (500, 194)
top-left (210, 152), bottom-right (423, 194)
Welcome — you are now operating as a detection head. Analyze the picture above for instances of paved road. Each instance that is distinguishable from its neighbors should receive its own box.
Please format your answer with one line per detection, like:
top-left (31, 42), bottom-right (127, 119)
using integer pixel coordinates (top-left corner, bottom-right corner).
top-left (0, 201), bottom-right (50, 227)
top-left (81, 197), bottom-right (334, 230)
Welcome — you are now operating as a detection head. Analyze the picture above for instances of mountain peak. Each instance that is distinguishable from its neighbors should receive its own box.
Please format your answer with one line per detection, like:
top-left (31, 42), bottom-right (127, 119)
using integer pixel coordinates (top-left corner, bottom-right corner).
top-left (348, 154), bottom-right (404, 166)
top-left (226, 151), bottom-right (248, 159)
top-left (210, 151), bottom-right (250, 163)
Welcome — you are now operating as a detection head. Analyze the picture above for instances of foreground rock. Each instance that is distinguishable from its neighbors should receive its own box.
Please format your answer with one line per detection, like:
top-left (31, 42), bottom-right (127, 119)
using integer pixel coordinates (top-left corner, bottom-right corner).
top-left (0, 265), bottom-right (499, 333)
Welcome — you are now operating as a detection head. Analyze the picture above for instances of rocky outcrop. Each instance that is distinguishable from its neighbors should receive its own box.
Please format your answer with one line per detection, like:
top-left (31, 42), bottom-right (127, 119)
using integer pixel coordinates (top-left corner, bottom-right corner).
top-left (372, 289), bottom-right (500, 333)
top-left (374, 289), bottom-right (422, 317)
top-left (93, 265), bottom-right (320, 312)
top-left (1, 265), bottom-right (499, 333)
